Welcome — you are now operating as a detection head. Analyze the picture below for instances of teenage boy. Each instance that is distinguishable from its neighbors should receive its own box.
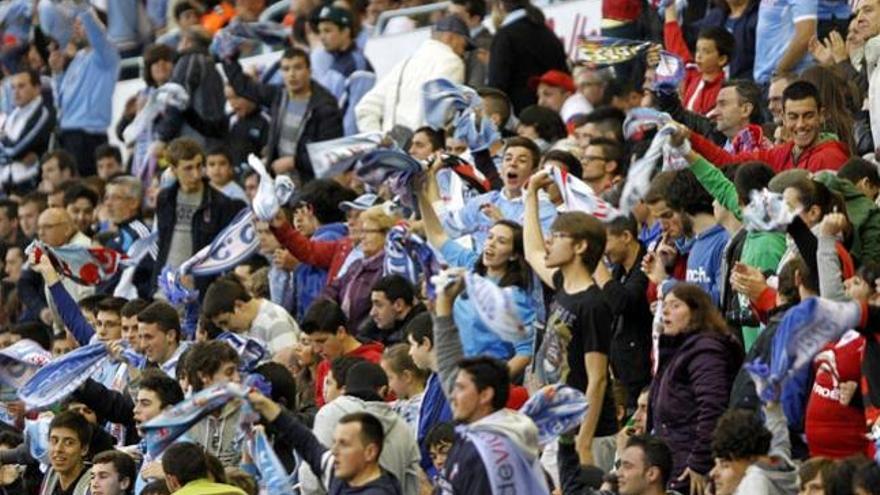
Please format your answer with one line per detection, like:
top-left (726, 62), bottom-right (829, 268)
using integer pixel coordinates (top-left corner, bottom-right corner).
top-left (523, 170), bottom-right (619, 476)
top-left (90, 450), bottom-right (137, 495)
top-left (423, 136), bottom-right (557, 250)
top-left (664, 4), bottom-right (735, 115)
top-left (40, 411), bottom-right (93, 495)
top-left (184, 340), bottom-right (243, 467)
top-left (406, 312), bottom-right (454, 479)
top-left (302, 299), bottom-right (384, 407)
top-left (202, 277), bottom-right (301, 355)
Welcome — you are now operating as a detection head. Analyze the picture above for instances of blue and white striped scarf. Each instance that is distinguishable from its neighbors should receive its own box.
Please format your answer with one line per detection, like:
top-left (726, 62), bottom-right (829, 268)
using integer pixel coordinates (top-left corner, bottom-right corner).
top-left (518, 385), bottom-right (588, 446)
top-left (745, 297), bottom-right (863, 402)
top-left (307, 132), bottom-right (384, 179)
top-left (0, 339), bottom-right (51, 388)
top-left (18, 343), bottom-right (110, 410)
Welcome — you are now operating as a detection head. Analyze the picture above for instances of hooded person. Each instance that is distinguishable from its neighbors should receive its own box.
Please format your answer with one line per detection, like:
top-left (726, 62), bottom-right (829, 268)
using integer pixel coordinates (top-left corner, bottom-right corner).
top-left (431, 275), bottom-right (550, 494)
top-left (310, 360), bottom-right (421, 495)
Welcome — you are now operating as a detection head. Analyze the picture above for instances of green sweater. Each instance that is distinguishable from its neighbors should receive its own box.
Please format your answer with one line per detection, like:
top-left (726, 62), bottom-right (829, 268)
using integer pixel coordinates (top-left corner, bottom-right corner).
top-left (814, 171), bottom-right (880, 265)
top-left (689, 156), bottom-right (786, 273)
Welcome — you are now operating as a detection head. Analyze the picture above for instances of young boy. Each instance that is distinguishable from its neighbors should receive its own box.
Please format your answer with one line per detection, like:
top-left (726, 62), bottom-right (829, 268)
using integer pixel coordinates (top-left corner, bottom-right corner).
top-left (664, 4), bottom-right (735, 115)
top-left (205, 146), bottom-right (248, 203)
top-left (225, 84), bottom-right (269, 169)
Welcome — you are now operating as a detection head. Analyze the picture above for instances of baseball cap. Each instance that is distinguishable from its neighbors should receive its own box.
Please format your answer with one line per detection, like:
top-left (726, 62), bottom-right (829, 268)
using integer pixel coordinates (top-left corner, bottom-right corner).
top-left (433, 15), bottom-right (475, 51)
top-left (339, 193), bottom-right (382, 212)
top-left (529, 70), bottom-right (576, 93)
top-left (317, 5), bottom-right (353, 28)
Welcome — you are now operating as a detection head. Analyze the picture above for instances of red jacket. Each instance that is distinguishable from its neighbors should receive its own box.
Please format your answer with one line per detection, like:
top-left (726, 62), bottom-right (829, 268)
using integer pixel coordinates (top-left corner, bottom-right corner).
top-left (691, 132), bottom-right (850, 173)
top-left (664, 20), bottom-right (723, 115)
top-left (315, 341), bottom-right (385, 407)
top-left (271, 221), bottom-right (354, 284)
top-left (806, 331), bottom-right (870, 459)
top-left (603, 0), bottom-right (641, 22)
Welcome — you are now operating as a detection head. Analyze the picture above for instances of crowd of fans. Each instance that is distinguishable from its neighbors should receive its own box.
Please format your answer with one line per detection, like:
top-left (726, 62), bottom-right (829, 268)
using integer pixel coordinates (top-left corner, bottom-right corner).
top-left (1, 0), bottom-right (880, 494)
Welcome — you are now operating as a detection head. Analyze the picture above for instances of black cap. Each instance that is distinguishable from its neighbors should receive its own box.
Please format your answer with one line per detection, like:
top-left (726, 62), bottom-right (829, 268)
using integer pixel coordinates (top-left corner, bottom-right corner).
top-left (317, 5), bottom-right (353, 28)
top-left (433, 15), bottom-right (475, 50)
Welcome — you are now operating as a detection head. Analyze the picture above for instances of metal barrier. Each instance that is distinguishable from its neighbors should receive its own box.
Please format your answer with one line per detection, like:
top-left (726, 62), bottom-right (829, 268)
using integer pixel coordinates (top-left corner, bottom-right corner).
top-left (374, 1), bottom-right (451, 35)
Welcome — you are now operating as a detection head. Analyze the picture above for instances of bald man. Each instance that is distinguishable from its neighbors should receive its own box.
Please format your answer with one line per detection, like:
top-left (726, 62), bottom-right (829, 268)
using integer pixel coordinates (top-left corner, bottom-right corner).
top-left (20, 208), bottom-right (95, 330)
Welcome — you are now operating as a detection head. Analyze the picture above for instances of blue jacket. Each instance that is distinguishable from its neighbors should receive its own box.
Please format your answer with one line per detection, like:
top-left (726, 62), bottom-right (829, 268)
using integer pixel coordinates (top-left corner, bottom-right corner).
top-left (417, 373), bottom-right (453, 478)
top-left (685, 223), bottom-right (729, 306)
top-left (293, 222), bottom-right (347, 319)
top-left (440, 239), bottom-right (536, 360)
top-left (56, 10), bottom-right (120, 133)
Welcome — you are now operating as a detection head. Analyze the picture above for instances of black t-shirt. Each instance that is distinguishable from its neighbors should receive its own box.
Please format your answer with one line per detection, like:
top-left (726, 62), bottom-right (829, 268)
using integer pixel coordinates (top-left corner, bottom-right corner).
top-left (546, 272), bottom-right (618, 437)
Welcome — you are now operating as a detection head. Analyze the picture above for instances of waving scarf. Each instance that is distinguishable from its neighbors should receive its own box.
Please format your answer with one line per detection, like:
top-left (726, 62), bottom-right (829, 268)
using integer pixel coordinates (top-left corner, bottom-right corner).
top-left (519, 385), bottom-right (588, 446)
top-left (249, 154), bottom-right (296, 222)
top-left (422, 78), bottom-right (481, 130)
top-left (453, 111), bottom-right (500, 153)
top-left (25, 416), bottom-right (50, 466)
top-left (726, 124), bottom-right (773, 154)
top-left (356, 149), bottom-right (424, 211)
top-left (575, 37), bottom-right (652, 66)
top-left (745, 297), bottom-right (863, 403)
top-left (383, 224), bottom-right (439, 293)
top-left (250, 428), bottom-right (296, 495)
top-left (160, 208), bottom-right (258, 303)
top-left (652, 51), bottom-right (685, 93)
top-left (464, 272), bottom-right (527, 344)
top-left (0, 339), bottom-right (52, 388)
top-left (217, 332), bottom-right (268, 372)
top-left (26, 241), bottom-right (126, 286)
top-left (549, 167), bottom-right (620, 219)
top-left (307, 132), bottom-right (384, 179)
top-left (122, 83), bottom-right (189, 144)
top-left (18, 343), bottom-right (110, 410)
top-left (142, 382), bottom-right (251, 458)
top-left (619, 124), bottom-right (676, 215)
top-left (742, 188), bottom-right (799, 233)
top-left (623, 108), bottom-right (672, 141)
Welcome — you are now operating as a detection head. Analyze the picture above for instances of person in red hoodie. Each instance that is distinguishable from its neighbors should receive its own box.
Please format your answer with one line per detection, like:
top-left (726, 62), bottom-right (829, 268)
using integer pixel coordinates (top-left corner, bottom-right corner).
top-left (684, 80), bottom-right (850, 173)
top-left (302, 298), bottom-right (384, 407)
top-left (664, 4), bottom-right (734, 115)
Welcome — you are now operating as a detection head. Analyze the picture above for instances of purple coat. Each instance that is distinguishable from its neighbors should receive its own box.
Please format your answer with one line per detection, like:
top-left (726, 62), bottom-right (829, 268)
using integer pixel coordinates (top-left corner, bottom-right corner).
top-left (322, 251), bottom-right (384, 331)
top-left (648, 331), bottom-right (743, 490)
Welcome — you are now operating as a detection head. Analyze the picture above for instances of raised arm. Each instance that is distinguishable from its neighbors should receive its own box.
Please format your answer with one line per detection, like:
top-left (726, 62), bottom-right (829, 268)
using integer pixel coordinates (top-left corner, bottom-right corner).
top-left (432, 274), bottom-right (467, 398)
top-left (416, 158), bottom-right (451, 250)
top-left (523, 170), bottom-right (556, 287)
top-left (79, 8), bottom-right (119, 69)
top-left (776, 15), bottom-right (817, 75)
top-left (31, 254), bottom-right (95, 345)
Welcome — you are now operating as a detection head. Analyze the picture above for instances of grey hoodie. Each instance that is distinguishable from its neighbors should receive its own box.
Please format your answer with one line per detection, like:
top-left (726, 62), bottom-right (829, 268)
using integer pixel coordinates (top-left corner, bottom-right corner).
top-left (733, 405), bottom-right (798, 495)
top-left (187, 401), bottom-right (243, 467)
top-left (304, 395), bottom-right (421, 495)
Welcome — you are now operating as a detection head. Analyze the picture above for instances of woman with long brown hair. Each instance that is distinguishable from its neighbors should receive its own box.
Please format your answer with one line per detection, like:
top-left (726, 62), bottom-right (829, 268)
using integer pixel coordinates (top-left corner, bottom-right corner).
top-left (649, 283), bottom-right (744, 495)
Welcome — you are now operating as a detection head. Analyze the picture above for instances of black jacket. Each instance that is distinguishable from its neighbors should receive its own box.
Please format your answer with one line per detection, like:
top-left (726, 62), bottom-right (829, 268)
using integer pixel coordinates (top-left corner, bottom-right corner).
top-left (73, 378), bottom-right (140, 445)
top-left (223, 58), bottom-right (343, 181)
top-left (359, 303), bottom-right (427, 347)
top-left (151, 179), bottom-right (246, 296)
top-left (156, 48), bottom-right (228, 144)
top-left (487, 9), bottom-right (568, 114)
top-left (603, 247), bottom-right (653, 388)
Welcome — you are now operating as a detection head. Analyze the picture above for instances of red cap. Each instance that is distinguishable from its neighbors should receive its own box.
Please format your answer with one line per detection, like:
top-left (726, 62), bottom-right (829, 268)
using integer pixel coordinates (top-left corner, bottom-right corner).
top-left (528, 70), bottom-right (576, 93)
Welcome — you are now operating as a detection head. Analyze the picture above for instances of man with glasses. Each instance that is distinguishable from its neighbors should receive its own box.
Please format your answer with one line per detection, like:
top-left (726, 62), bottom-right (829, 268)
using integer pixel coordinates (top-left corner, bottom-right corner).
top-left (523, 171), bottom-right (619, 478)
